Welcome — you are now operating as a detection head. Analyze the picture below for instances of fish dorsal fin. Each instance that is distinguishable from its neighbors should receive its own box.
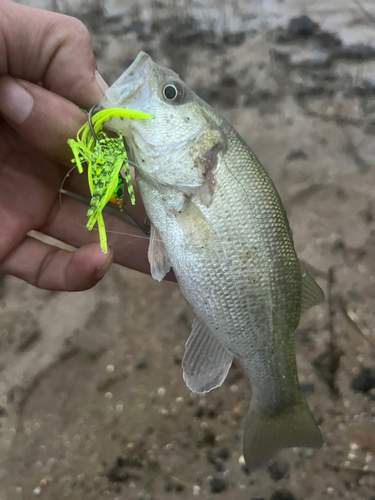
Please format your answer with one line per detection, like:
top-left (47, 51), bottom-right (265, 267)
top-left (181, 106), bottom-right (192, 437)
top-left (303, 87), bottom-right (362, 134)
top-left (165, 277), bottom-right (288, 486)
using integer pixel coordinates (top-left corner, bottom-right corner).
top-left (182, 318), bottom-right (233, 394)
top-left (147, 223), bottom-right (171, 282)
top-left (300, 261), bottom-right (325, 312)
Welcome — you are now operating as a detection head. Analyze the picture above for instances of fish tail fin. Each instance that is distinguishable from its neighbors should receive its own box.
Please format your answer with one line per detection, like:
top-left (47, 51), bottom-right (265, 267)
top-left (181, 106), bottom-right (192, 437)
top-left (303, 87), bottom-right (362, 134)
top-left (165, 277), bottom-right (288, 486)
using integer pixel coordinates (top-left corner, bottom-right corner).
top-left (243, 398), bottom-right (323, 472)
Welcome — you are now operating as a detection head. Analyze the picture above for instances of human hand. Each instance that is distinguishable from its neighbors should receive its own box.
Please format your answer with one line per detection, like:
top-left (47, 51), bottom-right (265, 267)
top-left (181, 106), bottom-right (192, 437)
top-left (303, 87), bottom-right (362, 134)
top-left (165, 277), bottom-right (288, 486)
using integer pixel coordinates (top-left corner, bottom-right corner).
top-left (0, 0), bottom-right (150, 291)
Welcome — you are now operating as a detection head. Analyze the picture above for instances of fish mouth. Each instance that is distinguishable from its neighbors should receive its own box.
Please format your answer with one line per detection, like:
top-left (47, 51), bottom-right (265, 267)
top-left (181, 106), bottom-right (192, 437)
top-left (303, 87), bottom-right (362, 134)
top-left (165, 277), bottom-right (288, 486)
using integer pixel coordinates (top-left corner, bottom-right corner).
top-left (102, 52), bottom-right (154, 110)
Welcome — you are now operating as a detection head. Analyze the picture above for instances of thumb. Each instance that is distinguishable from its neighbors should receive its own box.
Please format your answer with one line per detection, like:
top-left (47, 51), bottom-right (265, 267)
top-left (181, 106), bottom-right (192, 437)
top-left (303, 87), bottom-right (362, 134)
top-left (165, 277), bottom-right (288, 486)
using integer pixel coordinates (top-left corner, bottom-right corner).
top-left (0, 0), bottom-right (107, 108)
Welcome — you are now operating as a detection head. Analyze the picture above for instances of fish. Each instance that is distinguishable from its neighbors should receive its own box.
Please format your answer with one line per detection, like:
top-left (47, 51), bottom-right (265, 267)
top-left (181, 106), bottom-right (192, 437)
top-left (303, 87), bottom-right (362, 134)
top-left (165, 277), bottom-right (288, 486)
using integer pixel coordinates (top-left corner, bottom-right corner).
top-left (100, 52), bottom-right (324, 471)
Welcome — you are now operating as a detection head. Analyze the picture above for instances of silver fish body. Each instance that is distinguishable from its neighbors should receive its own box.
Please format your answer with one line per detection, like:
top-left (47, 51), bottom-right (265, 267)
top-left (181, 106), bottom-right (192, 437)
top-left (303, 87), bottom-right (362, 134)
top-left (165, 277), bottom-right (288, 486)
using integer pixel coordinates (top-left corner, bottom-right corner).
top-left (101, 52), bottom-right (324, 470)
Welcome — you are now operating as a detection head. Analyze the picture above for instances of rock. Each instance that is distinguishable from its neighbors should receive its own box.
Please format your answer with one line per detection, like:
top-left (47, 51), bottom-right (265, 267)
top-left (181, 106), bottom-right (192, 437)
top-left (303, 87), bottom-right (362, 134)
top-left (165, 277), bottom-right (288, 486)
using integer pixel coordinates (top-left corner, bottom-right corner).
top-left (338, 44), bottom-right (375, 62)
top-left (347, 423), bottom-right (375, 454)
top-left (136, 359), bottom-right (148, 370)
top-left (195, 407), bottom-right (205, 418)
top-left (106, 456), bottom-right (141, 482)
top-left (223, 32), bottom-right (246, 46)
top-left (206, 449), bottom-right (217, 465)
top-left (300, 382), bottom-right (315, 396)
top-left (351, 367), bottom-right (375, 393)
top-left (214, 462), bottom-right (224, 472)
top-left (289, 47), bottom-right (331, 68)
top-left (315, 32), bottom-right (342, 50)
top-left (165, 477), bottom-right (185, 492)
top-left (217, 448), bottom-right (231, 461)
top-left (270, 490), bottom-right (296, 500)
top-left (209, 477), bottom-right (227, 494)
top-left (274, 16), bottom-right (319, 43)
top-left (287, 16), bottom-right (319, 38)
top-left (267, 461), bottom-right (290, 481)
top-left (286, 149), bottom-right (308, 162)
top-left (332, 240), bottom-right (345, 252)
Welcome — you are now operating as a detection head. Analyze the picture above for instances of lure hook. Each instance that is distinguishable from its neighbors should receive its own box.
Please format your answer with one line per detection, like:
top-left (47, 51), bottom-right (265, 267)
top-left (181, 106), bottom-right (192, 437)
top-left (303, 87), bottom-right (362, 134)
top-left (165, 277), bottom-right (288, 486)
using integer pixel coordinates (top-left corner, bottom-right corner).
top-left (88, 103), bottom-right (101, 144)
top-left (88, 103), bottom-right (139, 170)
top-left (88, 103), bottom-right (150, 236)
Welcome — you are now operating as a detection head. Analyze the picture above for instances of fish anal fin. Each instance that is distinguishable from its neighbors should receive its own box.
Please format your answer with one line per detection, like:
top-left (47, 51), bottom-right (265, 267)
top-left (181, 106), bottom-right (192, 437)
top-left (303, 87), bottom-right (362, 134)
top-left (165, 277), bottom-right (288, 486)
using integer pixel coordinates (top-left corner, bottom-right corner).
top-left (147, 223), bottom-right (171, 282)
top-left (243, 398), bottom-right (323, 472)
top-left (182, 318), bottom-right (233, 394)
top-left (300, 261), bottom-right (324, 313)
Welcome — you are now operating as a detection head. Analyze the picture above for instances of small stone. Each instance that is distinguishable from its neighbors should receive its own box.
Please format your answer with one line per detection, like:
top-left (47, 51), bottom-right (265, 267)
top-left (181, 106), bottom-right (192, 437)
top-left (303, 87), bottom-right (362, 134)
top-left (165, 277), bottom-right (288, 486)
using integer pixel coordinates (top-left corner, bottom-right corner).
top-left (195, 407), bottom-right (205, 418)
top-left (209, 477), bottom-right (227, 494)
top-left (339, 44), bottom-right (375, 62)
top-left (206, 449), bottom-right (217, 465)
top-left (157, 387), bottom-right (166, 397)
top-left (351, 367), bottom-right (375, 393)
top-left (193, 484), bottom-right (201, 496)
top-left (0, 406), bottom-right (7, 417)
top-left (136, 359), bottom-right (148, 370)
top-left (40, 476), bottom-right (53, 485)
top-left (202, 428), bottom-right (216, 446)
top-left (300, 382), bottom-right (315, 396)
top-left (332, 240), bottom-right (345, 252)
top-left (106, 364), bottom-right (115, 373)
top-left (287, 16), bottom-right (319, 38)
top-left (274, 15), bottom-right (319, 43)
top-left (268, 461), bottom-right (290, 481)
top-left (270, 490), bottom-right (296, 500)
top-left (217, 448), bottom-right (230, 461)
top-left (286, 149), bottom-right (308, 162)
top-left (33, 487), bottom-right (41, 496)
top-left (214, 462), bottom-right (224, 472)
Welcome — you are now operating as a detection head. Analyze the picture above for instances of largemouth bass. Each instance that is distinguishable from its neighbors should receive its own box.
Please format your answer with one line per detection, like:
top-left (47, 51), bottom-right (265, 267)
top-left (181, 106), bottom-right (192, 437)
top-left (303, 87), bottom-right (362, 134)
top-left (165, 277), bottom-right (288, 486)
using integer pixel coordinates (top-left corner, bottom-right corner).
top-left (101, 52), bottom-right (324, 470)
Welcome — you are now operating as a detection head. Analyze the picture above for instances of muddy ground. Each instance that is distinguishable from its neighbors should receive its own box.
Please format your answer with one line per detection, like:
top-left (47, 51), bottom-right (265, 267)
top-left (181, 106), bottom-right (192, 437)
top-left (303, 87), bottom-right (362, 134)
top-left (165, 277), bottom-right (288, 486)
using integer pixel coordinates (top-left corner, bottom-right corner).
top-left (1, 0), bottom-right (375, 499)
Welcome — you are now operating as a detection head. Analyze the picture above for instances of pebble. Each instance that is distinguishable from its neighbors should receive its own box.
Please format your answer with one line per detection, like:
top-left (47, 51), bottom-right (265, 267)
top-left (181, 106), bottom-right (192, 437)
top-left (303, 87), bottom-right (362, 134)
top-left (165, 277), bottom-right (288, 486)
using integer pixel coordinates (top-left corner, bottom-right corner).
top-left (267, 461), bottom-right (290, 481)
top-left (209, 477), bottom-right (227, 494)
top-left (193, 485), bottom-right (201, 496)
top-left (217, 448), bottom-right (231, 461)
top-left (338, 44), bottom-right (375, 62)
top-left (136, 359), bottom-right (148, 370)
top-left (274, 15), bottom-right (319, 43)
top-left (286, 149), bottom-right (308, 162)
top-left (195, 407), bottom-right (205, 418)
top-left (351, 367), bottom-right (375, 393)
top-left (270, 490), bottom-right (296, 500)
top-left (300, 382), bottom-right (315, 397)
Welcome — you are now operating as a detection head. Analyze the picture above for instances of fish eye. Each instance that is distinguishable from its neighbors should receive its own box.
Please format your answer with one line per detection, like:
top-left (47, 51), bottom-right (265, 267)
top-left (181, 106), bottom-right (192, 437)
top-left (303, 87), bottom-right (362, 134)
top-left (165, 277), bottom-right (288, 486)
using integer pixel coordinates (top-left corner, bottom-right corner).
top-left (163, 84), bottom-right (178, 100)
top-left (162, 83), bottom-right (183, 102)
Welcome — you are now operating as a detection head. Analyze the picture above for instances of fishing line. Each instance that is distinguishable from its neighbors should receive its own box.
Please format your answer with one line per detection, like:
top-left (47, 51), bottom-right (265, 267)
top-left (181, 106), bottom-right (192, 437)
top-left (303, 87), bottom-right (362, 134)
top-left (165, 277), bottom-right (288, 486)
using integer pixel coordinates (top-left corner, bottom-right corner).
top-left (59, 165), bottom-right (79, 207)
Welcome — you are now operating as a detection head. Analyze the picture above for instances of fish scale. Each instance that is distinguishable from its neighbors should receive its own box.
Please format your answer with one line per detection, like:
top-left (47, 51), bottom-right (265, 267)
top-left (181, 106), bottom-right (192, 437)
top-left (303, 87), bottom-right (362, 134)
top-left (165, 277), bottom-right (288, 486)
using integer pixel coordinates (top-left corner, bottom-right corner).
top-left (103, 51), bottom-right (324, 472)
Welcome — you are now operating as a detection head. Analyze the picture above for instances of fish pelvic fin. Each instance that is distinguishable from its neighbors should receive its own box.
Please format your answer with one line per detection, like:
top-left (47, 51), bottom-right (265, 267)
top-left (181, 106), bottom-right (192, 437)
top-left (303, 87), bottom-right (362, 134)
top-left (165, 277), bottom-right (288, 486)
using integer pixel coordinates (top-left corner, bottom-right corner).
top-left (243, 398), bottom-right (323, 472)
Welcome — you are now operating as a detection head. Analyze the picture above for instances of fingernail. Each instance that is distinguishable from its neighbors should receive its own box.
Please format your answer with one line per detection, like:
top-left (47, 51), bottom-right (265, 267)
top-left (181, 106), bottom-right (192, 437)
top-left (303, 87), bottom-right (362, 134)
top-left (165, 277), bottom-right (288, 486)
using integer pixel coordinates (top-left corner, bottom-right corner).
top-left (94, 249), bottom-right (113, 280)
top-left (95, 70), bottom-right (108, 96)
top-left (0, 77), bottom-right (34, 125)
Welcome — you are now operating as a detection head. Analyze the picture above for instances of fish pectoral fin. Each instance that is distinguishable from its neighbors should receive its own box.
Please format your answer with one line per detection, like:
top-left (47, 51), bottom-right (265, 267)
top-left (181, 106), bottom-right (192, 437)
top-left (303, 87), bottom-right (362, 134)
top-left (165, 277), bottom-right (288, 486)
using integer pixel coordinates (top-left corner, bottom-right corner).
top-left (300, 261), bottom-right (325, 312)
top-left (147, 223), bottom-right (171, 282)
top-left (182, 318), bottom-right (233, 394)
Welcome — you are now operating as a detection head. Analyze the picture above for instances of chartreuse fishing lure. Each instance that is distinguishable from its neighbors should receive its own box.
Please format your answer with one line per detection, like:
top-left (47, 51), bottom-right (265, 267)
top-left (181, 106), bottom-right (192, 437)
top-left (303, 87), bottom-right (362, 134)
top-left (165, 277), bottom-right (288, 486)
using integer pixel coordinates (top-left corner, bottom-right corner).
top-left (67, 108), bottom-right (154, 253)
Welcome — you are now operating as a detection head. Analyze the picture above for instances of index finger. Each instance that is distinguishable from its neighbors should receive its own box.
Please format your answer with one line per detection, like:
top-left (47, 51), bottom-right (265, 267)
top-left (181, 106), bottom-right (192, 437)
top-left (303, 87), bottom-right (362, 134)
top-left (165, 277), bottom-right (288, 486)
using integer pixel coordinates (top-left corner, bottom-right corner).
top-left (0, 0), bottom-right (106, 108)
